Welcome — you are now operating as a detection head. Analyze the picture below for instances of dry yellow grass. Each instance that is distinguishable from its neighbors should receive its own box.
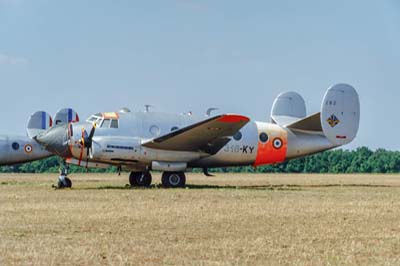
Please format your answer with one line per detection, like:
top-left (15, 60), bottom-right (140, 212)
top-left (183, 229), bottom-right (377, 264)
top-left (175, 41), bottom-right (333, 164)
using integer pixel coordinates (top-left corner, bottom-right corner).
top-left (1, 173), bottom-right (400, 266)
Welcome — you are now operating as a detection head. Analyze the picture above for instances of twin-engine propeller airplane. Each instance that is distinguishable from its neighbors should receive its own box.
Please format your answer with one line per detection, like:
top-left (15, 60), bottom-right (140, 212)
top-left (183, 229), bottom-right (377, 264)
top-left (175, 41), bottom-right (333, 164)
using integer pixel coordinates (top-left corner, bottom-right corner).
top-left (0, 84), bottom-right (360, 188)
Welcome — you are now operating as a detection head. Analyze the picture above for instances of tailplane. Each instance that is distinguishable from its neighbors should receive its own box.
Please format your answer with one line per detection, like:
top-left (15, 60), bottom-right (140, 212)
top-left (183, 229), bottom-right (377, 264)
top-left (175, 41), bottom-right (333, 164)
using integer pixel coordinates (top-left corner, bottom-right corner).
top-left (285, 83), bottom-right (360, 146)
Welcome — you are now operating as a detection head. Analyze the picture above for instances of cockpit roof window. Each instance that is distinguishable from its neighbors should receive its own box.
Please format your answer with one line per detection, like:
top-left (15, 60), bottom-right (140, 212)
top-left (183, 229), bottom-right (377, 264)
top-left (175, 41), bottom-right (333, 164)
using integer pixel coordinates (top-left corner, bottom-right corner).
top-left (86, 114), bottom-right (103, 125)
top-left (87, 112), bottom-right (119, 127)
top-left (87, 116), bottom-right (97, 122)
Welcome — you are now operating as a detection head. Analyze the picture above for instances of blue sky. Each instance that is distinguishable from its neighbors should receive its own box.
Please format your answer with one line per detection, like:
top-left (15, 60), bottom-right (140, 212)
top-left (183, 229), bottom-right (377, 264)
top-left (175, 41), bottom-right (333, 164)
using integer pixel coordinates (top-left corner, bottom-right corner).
top-left (0, 0), bottom-right (399, 150)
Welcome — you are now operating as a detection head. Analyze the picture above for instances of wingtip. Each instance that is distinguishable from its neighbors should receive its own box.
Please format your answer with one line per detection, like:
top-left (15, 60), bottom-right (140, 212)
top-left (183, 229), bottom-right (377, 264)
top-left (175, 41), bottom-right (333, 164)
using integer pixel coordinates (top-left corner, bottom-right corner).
top-left (218, 114), bottom-right (250, 123)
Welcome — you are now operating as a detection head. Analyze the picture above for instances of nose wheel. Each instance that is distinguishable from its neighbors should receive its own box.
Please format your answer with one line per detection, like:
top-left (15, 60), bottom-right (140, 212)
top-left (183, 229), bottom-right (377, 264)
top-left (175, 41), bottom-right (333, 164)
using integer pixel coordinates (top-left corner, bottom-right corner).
top-left (129, 172), bottom-right (152, 187)
top-left (54, 160), bottom-right (72, 189)
top-left (161, 172), bottom-right (186, 188)
top-left (58, 176), bottom-right (72, 188)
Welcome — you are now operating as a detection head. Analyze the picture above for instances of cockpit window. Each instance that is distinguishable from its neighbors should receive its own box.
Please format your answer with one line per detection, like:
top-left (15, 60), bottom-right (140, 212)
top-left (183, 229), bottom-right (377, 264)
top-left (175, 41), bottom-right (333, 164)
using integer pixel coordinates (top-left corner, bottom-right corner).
top-left (87, 116), bottom-right (97, 122)
top-left (87, 113), bottom-right (118, 128)
top-left (110, 119), bottom-right (119, 128)
top-left (101, 119), bottom-right (119, 129)
top-left (101, 119), bottom-right (111, 128)
top-left (86, 114), bottom-right (103, 125)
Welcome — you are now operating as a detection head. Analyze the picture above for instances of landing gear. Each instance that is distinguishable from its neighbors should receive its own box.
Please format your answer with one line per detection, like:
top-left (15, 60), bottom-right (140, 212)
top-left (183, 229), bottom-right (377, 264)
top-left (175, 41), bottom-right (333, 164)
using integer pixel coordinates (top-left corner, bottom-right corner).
top-left (55, 160), bottom-right (72, 189)
top-left (129, 171), bottom-right (152, 187)
top-left (161, 172), bottom-right (186, 188)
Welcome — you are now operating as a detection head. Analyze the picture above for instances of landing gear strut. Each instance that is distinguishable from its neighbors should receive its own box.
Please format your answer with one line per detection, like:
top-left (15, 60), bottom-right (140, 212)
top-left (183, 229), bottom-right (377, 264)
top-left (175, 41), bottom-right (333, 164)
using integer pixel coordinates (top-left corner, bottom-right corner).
top-left (161, 172), bottom-right (186, 188)
top-left (129, 171), bottom-right (152, 187)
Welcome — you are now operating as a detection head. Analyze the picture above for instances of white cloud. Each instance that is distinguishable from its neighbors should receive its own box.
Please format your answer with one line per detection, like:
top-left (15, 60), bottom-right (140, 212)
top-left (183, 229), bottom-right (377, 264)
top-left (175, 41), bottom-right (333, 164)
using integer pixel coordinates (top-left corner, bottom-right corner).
top-left (0, 54), bottom-right (29, 66)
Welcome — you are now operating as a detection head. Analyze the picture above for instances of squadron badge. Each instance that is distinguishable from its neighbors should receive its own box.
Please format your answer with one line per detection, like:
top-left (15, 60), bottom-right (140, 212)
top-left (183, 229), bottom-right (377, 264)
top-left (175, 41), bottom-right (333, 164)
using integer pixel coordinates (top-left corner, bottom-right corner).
top-left (327, 114), bottom-right (340, 128)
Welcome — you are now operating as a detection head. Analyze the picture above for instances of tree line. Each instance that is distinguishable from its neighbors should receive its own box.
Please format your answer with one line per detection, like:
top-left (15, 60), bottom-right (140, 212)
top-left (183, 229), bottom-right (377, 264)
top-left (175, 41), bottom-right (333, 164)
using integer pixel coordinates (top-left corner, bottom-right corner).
top-left (1, 147), bottom-right (399, 174)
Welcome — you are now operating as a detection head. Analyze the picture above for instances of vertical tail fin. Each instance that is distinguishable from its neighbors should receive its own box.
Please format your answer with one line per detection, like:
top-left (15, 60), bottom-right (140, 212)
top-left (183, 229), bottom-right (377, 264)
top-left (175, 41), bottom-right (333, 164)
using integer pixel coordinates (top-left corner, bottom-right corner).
top-left (321, 84), bottom-right (360, 146)
top-left (54, 108), bottom-right (80, 125)
top-left (271, 91), bottom-right (307, 125)
top-left (26, 111), bottom-right (53, 138)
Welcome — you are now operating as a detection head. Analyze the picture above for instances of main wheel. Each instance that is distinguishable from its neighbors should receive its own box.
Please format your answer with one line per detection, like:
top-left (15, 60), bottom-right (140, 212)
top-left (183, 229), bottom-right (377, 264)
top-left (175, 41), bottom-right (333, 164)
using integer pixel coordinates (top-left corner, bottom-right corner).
top-left (161, 172), bottom-right (186, 188)
top-left (57, 176), bottom-right (72, 188)
top-left (129, 172), bottom-right (152, 187)
top-left (129, 172), bottom-right (140, 186)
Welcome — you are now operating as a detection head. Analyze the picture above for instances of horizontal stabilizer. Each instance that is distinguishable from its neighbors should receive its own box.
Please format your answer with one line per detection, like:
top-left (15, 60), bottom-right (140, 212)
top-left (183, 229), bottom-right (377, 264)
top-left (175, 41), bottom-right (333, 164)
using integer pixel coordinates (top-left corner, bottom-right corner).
top-left (286, 112), bottom-right (322, 132)
top-left (27, 111), bottom-right (53, 138)
top-left (271, 91), bottom-right (307, 125)
top-left (54, 108), bottom-right (79, 125)
top-left (142, 114), bottom-right (250, 154)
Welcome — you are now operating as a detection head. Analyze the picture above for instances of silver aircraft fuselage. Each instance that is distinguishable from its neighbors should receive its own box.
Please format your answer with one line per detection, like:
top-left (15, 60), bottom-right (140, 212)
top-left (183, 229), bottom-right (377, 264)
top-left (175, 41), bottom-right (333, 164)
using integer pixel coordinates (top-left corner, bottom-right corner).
top-left (55, 111), bottom-right (334, 171)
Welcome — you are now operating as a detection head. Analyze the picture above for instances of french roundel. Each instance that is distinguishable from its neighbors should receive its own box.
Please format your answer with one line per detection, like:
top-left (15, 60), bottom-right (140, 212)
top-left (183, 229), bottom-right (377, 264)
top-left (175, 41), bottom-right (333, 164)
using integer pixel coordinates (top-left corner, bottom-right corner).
top-left (273, 138), bottom-right (283, 149)
top-left (24, 144), bottom-right (33, 154)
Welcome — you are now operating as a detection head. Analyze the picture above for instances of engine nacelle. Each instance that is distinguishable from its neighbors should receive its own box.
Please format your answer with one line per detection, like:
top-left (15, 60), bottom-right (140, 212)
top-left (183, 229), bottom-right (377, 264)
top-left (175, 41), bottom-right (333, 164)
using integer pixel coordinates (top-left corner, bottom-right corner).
top-left (89, 136), bottom-right (205, 166)
top-left (90, 137), bottom-right (142, 162)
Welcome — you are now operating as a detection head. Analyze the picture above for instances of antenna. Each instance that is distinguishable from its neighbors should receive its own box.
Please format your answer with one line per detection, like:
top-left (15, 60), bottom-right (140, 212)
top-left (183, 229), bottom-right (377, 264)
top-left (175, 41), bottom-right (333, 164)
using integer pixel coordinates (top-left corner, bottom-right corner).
top-left (119, 107), bottom-right (131, 113)
top-left (206, 108), bottom-right (219, 117)
top-left (144, 105), bottom-right (153, 112)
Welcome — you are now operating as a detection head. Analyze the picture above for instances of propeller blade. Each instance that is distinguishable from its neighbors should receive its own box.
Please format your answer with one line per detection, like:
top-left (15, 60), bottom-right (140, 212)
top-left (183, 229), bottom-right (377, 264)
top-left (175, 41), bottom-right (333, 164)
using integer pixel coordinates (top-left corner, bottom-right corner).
top-left (78, 128), bottom-right (86, 166)
top-left (88, 124), bottom-right (96, 141)
top-left (86, 147), bottom-right (90, 172)
top-left (78, 142), bottom-right (84, 166)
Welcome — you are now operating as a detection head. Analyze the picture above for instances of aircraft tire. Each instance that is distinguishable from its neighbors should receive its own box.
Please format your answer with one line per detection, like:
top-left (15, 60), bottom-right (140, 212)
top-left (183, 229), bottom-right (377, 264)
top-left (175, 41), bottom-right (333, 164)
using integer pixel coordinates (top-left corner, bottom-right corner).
top-left (58, 177), bottom-right (72, 189)
top-left (64, 177), bottom-right (72, 188)
top-left (129, 172), bottom-right (152, 187)
top-left (129, 172), bottom-right (140, 187)
top-left (137, 172), bottom-right (152, 187)
top-left (57, 180), bottom-right (64, 189)
top-left (161, 172), bottom-right (186, 188)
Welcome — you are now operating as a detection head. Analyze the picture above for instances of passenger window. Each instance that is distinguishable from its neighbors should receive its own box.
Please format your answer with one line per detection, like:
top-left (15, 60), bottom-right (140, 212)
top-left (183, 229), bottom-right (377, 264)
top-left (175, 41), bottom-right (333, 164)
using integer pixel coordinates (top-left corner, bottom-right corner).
top-left (102, 119), bottom-right (111, 128)
top-left (233, 131), bottom-right (242, 141)
top-left (259, 132), bottom-right (269, 143)
top-left (110, 119), bottom-right (119, 128)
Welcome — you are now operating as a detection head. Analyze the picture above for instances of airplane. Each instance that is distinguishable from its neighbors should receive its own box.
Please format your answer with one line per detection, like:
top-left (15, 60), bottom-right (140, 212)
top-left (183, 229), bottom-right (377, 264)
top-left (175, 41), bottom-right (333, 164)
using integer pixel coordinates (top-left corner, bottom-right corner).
top-left (0, 84), bottom-right (360, 189)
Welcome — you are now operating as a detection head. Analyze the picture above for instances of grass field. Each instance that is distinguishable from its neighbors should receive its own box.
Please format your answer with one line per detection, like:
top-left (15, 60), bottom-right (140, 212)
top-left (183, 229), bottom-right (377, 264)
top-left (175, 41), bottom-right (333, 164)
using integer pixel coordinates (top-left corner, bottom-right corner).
top-left (1, 173), bottom-right (400, 266)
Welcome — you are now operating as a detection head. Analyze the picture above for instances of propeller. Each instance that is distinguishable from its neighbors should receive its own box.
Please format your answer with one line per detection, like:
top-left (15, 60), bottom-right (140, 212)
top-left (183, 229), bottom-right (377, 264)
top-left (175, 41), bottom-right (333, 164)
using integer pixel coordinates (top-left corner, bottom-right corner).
top-left (78, 123), bottom-right (96, 171)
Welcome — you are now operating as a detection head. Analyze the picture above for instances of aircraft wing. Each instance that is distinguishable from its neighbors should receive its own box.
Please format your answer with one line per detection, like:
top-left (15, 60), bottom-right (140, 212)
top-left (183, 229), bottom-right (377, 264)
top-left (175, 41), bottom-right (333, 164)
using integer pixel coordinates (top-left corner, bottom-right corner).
top-left (142, 114), bottom-right (250, 154)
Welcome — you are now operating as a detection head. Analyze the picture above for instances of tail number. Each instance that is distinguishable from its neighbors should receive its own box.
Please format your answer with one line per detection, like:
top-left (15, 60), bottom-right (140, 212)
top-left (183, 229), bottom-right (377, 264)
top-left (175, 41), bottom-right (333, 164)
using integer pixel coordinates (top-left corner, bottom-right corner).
top-left (224, 145), bottom-right (255, 154)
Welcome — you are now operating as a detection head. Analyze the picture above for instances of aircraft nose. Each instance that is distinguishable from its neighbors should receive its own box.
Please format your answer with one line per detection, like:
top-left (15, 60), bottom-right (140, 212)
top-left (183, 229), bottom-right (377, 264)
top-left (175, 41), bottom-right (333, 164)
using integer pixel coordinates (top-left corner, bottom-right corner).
top-left (35, 125), bottom-right (72, 157)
